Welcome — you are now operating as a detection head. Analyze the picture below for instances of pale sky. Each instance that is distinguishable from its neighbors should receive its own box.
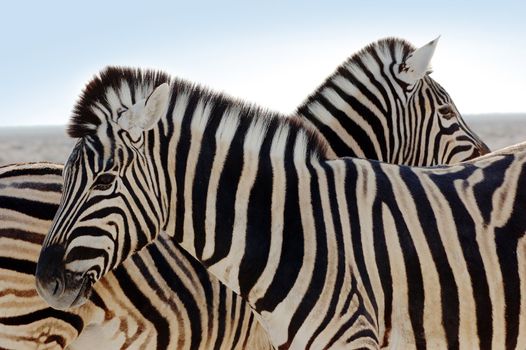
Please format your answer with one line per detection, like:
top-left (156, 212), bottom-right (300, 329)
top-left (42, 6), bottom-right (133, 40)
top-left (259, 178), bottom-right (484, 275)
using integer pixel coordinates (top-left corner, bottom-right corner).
top-left (0, 0), bottom-right (524, 127)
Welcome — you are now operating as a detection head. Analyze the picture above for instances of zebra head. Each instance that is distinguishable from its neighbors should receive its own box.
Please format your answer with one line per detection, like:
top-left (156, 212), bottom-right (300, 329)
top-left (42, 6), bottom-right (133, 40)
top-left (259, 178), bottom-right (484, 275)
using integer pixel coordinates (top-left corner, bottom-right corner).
top-left (36, 68), bottom-right (172, 310)
top-left (398, 38), bottom-right (490, 164)
top-left (298, 37), bottom-right (490, 164)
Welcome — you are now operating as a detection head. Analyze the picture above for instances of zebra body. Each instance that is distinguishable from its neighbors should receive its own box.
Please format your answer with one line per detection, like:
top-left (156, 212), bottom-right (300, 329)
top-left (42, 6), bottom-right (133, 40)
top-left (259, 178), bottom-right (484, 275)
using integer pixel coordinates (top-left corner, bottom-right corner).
top-left (1, 37), bottom-right (487, 348)
top-left (35, 65), bottom-right (520, 349)
top-left (0, 163), bottom-right (272, 349)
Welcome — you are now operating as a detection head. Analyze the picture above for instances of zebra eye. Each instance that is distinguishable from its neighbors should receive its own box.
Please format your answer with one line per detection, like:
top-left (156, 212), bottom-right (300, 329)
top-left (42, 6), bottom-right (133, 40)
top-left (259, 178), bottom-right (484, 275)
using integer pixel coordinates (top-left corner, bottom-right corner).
top-left (93, 173), bottom-right (116, 191)
top-left (438, 105), bottom-right (456, 119)
top-left (117, 108), bottom-right (127, 118)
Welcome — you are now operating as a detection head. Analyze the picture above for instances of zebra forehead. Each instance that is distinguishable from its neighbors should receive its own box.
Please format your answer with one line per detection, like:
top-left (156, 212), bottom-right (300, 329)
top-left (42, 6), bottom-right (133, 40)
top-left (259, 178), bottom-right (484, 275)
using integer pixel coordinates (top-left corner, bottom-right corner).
top-left (68, 66), bottom-right (171, 139)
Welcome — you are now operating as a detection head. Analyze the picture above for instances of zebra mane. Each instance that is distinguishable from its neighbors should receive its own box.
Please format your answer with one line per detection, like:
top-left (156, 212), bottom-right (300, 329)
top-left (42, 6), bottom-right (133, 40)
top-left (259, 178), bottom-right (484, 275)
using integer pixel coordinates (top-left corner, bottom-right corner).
top-left (68, 66), bottom-right (329, 158)
top-left (68, 67), bottom-right (171, 138)
top-left (296, 37), bottom-right (418, 111)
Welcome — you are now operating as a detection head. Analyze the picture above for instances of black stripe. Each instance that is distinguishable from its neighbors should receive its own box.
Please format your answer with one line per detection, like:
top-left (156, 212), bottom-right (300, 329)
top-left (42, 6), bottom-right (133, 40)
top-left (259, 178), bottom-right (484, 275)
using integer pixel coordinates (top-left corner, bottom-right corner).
top-left (0, 181), bottom-right (62, 192)
top-left (238, 121), bottom-right (276, 297)
top-left (241, 314), bottom-right (256, 349)
top-left (494, 161), bottom-right (526, 349)
top-left (0, 257), bottom-right (37, 275)
top-left (0, 228), bottom-right (45, 245)
top-left (0, 308), bottom-right (84, 335)
top-left (0, 165), bottom-right (62, 179)
top-left (400, 166), bottom-right (460, 349)
top-left (255, 131), bottom-right (303, 312)
top-left (173, 92), bottom-right (200, 243)
top-left (213, 285), bottom-right (227, 350)
top-left (474, 156), bottom-right (513, 223)
top-left (203, 115), bottom-right (250, 266)
top-left (230, 299), bottom-right (248, 349)
top-left (192, 100), bottom-right (226, 260)
top-left (369, 165), bottom-right (396, 345)
top-left (430, 165), bottom-right (493, 350)
top-left (306, 164), bottom-right (348, 348)
top-left (0, 196), bottom-right (58, 221)
top-left (373, 163), bottom-right (426, 349)
top-left (286, 163), bottom-right (327, 344)
top-left (412, 87), bottom-right (429, 164)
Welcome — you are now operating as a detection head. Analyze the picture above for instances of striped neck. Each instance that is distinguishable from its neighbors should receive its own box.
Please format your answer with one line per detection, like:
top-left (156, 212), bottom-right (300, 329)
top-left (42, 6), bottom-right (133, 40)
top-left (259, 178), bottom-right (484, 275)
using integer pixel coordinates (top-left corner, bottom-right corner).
top-left (296, 39), bottom-right (414, 162)
top-left (154, 84), bottom-right (327, 301)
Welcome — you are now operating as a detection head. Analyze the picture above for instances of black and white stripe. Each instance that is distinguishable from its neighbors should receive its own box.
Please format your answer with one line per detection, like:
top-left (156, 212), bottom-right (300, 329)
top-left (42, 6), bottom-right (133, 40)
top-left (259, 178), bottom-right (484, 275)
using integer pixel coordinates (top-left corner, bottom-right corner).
top-left (36, 65), bottom-right (525, 349)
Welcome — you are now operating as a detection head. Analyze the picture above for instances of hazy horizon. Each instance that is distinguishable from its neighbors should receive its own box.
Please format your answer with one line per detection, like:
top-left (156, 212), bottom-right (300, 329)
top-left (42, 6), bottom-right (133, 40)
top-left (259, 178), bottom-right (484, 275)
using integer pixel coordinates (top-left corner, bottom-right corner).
top-left (0, 113), bottom-right (524, 129)
top-left (2, 113), bottom-right (525, 167)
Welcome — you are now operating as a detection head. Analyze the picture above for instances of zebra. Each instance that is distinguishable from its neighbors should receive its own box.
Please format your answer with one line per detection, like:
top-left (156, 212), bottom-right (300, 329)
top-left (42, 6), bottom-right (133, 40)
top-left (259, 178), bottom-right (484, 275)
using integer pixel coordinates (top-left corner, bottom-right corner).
top-left (3, 37), bottom-right (487, 348)
top-left (35, 66), bottom-right (522, 349)
top-left (296, 37), bottom-right (489, 164)
top-left (0, 162), bottom-right (273, 349)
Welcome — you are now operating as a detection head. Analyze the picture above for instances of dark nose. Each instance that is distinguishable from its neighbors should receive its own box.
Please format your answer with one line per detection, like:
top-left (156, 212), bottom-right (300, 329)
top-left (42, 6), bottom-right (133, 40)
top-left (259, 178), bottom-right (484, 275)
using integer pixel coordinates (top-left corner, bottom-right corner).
top-left (36, 244), bottom-right (66, 298)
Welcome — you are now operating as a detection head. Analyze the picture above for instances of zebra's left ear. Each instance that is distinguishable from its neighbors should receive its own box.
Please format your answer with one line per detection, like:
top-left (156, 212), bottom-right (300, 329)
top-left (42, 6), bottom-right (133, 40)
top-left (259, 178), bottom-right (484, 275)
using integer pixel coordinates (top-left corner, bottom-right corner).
top-left (141, 83), bottom-right (170, 130)
top-left (118, 83), bottom-right (170, 137)
top-left (400, 37), bottom-right (440, 84)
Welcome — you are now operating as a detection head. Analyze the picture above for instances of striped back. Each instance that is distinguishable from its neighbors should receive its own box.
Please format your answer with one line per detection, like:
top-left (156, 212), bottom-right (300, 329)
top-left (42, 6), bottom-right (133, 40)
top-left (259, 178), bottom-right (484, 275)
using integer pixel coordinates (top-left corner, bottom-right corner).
top-left (0, 162), bottom-right (272, 349)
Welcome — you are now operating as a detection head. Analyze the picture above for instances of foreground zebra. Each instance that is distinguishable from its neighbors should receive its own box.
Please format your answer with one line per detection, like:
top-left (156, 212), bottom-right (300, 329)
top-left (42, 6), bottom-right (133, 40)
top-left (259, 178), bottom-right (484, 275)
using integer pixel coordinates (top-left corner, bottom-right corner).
top-left (35, 67), bottom-right (519, 349)
top-left (3, 37), bottom-right (488, 348)
top-left (0, 162), bottom-right (273, 349)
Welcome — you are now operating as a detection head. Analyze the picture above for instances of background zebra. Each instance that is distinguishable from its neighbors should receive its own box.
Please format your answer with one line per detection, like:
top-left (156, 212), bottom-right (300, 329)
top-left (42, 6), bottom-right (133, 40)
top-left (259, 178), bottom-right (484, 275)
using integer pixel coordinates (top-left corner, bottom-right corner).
top-left (296, 37), bottom-right (489, 164)
top-left (35, 65), bottom-right (519, 349)
top-left (0, 162), bottom-right (273, 349)
top-left (2, 37), bottom-right (488, 349)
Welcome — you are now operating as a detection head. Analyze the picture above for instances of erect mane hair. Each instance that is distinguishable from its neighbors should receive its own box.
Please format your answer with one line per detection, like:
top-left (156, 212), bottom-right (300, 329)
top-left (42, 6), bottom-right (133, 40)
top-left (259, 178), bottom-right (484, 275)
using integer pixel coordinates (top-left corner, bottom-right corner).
top-left (296, 37), bottom-right (417, 113)
top-left (168, 76), bottom-right (330, 159)
top-left (68, 66), bottom-right (329, 158)
top-left (68, 66), bottom-right (171, 138)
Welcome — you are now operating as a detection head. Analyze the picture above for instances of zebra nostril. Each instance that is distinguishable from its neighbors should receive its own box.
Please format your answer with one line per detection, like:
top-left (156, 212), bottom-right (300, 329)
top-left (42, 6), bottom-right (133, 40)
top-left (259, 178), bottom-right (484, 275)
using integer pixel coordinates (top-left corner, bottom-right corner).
top-left (52, 278), bottom-right (62, 296)
top-left (36, 244), bottom-right (66, 298)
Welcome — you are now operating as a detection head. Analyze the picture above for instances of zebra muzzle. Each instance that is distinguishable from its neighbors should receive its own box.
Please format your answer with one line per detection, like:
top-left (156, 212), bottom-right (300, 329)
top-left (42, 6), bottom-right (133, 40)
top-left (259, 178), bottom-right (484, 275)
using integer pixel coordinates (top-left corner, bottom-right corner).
top-left (36, 244), bottom-right (91, 310)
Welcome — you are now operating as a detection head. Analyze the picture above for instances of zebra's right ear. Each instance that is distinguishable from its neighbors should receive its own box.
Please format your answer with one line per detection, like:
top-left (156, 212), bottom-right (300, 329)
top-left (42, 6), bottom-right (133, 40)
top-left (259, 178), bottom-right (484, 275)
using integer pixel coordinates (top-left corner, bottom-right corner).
top-left (400, 37), bottom-right (440, 84)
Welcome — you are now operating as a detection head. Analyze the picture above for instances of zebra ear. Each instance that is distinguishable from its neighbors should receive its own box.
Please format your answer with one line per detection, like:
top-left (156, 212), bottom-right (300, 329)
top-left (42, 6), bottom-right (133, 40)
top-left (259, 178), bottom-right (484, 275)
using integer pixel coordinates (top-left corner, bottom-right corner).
top-left (118, 83), bottom-right (170, 137)
top-left (400, 37), bottom-right (440, 84)
top-left (141, 83), bottom-right (170, 130)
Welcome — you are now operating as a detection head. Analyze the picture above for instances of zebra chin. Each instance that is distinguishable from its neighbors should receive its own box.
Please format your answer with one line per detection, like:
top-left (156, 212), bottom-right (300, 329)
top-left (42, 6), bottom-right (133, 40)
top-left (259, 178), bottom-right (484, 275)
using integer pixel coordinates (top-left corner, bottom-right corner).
top-left (35, 244), bottom-right (94, 310)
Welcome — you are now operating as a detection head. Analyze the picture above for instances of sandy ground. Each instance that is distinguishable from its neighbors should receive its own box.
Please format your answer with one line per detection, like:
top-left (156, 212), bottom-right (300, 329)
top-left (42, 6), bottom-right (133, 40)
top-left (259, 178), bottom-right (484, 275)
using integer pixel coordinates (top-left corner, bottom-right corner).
top-left (0, 114), bottom-right (525, 166)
